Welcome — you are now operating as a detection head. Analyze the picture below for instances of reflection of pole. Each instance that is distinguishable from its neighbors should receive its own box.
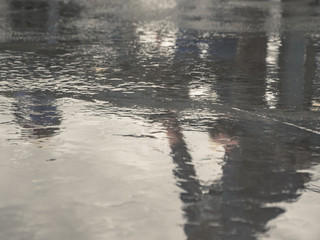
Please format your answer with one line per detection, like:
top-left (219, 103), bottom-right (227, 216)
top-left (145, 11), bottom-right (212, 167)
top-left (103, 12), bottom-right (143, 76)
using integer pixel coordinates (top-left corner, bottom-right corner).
top-left (47, 0), bottom-right (58, 44)
top-left (304, 38), bottom-right (318, 109)
top-left (264, 0), bottom-right (282, 109)
top-left (265, 35), bottom-right (281, 109)
top-left (234, 35), bottom-right (268, 107)
top-left (265, 0), bottom-right (282, 33)
top-left (279, 33), bottom-right (305, 109)
top-left (0, 1), bottom-right (9, 42)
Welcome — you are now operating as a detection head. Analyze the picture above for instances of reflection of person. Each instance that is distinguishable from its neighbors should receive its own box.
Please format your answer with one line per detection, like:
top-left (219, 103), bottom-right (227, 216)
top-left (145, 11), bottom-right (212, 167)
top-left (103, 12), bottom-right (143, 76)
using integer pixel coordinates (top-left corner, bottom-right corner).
top-left (13, 91), bottom-right (61, 139)
top-left (158, 111), bottom-right (316, 240)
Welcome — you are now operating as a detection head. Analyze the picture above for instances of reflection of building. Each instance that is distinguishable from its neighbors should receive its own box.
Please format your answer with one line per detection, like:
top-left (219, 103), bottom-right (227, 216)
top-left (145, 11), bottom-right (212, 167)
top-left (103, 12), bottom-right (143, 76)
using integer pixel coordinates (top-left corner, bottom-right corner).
top-left (14, 91), bottom-right (61, 139)
top-left (9, 0), bottom-right (50, 30)
top-left (9, 0), bottom-right (58, 43)
top-left (7, 0), bottom-right (81, 44)
top-left (265, 1), bottom-right (319, 111)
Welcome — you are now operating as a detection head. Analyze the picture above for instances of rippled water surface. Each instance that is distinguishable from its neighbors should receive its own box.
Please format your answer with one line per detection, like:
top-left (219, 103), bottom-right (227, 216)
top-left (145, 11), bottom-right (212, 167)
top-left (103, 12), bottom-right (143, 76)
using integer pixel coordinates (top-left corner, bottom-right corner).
top-left (1, 0), bottom-right (320, 239)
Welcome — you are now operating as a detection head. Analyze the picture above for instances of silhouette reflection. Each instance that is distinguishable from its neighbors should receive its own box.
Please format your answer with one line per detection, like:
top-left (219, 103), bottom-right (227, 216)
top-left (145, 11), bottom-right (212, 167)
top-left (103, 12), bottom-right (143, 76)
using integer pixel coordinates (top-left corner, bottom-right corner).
top-left (159, 109), bottom-right (319, 239)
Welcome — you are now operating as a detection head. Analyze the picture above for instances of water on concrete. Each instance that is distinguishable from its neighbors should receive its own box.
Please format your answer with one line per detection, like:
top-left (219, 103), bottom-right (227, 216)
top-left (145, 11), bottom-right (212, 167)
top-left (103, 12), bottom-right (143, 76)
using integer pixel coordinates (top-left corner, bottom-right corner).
top-left (0, 0), bottom-right (320, 239)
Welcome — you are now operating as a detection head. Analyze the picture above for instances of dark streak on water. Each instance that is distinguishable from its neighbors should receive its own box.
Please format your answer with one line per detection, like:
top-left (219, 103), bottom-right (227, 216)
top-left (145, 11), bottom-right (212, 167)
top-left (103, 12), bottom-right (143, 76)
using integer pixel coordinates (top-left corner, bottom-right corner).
top-left (0, 0), bottom-right (320, 240)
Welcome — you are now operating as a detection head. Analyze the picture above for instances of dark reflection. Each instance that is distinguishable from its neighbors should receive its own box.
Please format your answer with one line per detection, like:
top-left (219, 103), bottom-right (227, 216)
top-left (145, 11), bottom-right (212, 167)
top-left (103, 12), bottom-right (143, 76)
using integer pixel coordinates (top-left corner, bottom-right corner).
top-left (278, 33), bottom-right (306, 109)
top-left (13, 90), bottom-right (61, 139)
top-left (162, 112), bottom-right (201, 201)
top-left (278, 32), bottom-right (319, 110)
top-left (234, 34), bottom-right (268, 107)
top-left (211, 118), bottom-right (314, 239)
top-left (304, 38), bottom-right (318, 109)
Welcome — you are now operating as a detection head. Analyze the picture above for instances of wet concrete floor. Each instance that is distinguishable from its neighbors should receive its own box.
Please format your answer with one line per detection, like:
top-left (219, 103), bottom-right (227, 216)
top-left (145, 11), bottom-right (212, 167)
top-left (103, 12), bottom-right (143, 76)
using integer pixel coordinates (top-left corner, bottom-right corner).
top-left (0, 0), bottom-right (320, 239)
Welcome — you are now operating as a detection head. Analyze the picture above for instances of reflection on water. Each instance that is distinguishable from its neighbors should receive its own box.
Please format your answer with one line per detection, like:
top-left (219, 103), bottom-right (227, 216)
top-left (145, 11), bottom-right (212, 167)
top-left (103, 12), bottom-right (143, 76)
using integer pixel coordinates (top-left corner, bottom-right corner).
top-left (13, 90), bottom-right (61, 139)
top-left (0, 0), bottom-right (320, 239)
